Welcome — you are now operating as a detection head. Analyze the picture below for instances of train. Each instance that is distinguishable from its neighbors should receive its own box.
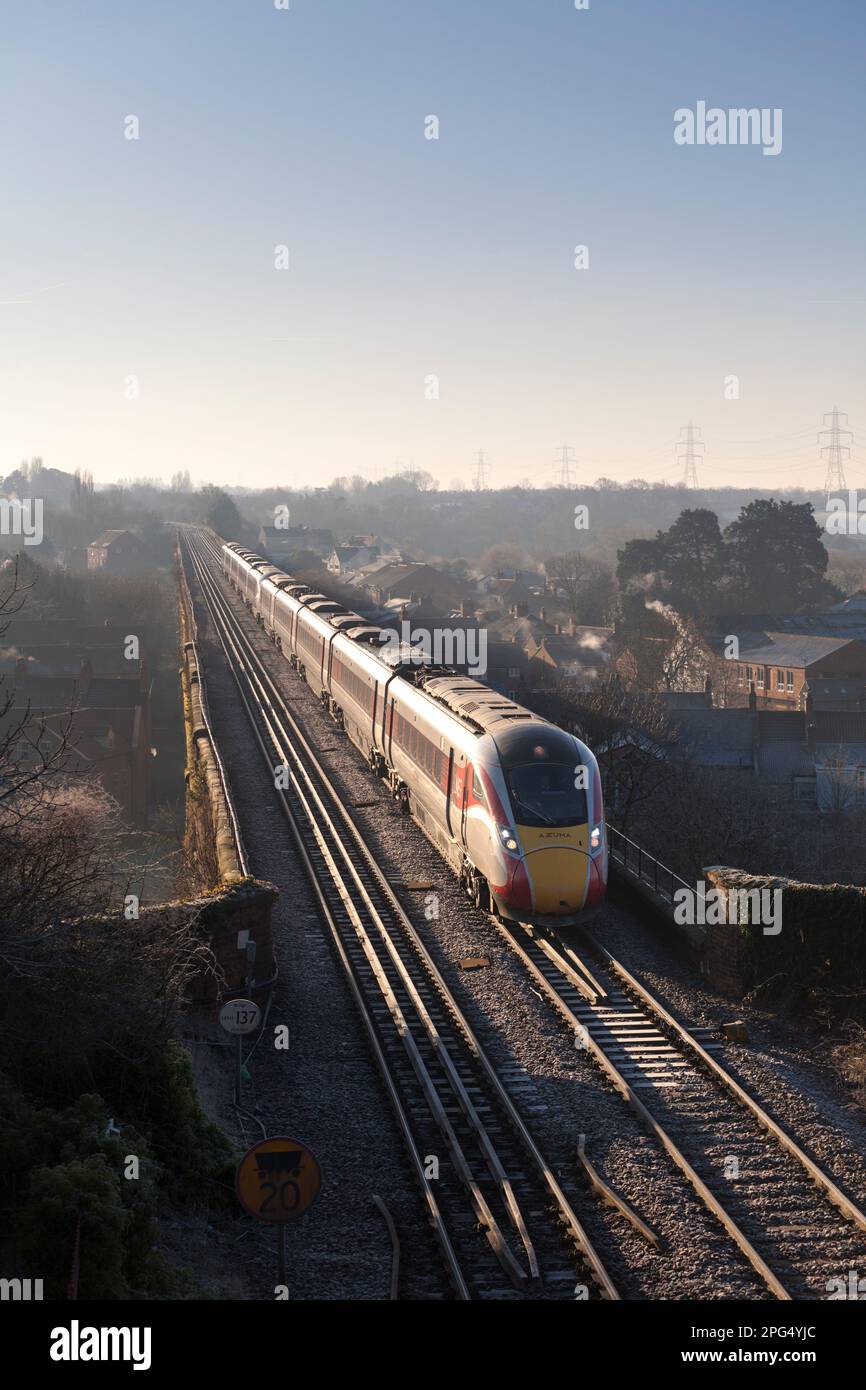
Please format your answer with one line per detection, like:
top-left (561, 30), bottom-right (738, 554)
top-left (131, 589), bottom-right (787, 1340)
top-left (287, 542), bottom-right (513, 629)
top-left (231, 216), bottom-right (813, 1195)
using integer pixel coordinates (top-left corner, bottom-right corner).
top-left (221, 540), bottom-right (608, 925)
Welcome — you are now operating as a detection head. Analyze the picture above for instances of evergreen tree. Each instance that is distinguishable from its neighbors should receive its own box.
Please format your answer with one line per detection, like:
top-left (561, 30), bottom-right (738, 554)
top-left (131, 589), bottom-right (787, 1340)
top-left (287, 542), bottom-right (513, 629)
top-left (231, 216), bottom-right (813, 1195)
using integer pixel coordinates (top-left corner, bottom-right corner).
top-left (199, 485), bottom-right (242, 540)
top-left (723, 498), bottom-right (839, 612)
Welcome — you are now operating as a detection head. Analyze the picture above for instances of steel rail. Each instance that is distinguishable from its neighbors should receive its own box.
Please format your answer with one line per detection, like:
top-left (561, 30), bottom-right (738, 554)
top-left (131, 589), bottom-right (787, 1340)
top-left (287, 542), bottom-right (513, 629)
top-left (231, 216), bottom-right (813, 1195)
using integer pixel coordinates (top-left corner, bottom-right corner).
top-left (195, 526), bottom-right (866, 1301)
top-left (191, 537), bottom-right (529, 1286)
top-left (579, 927), bottom-right (866, 1237)
top-left (497, 918), bottom-right (791, 1300)
top-left (184, 531), bottom-right (472, 1298)
top-left (185, 528), bottom-right (620, 1300)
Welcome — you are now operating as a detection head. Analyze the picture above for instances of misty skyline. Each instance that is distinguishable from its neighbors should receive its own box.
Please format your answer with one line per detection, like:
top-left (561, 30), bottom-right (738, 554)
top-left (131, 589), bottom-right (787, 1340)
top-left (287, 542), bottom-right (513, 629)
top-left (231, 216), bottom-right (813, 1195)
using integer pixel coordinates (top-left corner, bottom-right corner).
top-left (1, 0), bottom-right (863, 491)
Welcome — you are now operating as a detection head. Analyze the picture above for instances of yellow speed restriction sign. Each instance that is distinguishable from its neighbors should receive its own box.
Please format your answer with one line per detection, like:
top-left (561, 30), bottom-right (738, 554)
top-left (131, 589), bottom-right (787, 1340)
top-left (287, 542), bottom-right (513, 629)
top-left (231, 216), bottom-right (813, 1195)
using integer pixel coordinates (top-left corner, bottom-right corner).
top-left (236, 1137), bottom-right (323, 1223)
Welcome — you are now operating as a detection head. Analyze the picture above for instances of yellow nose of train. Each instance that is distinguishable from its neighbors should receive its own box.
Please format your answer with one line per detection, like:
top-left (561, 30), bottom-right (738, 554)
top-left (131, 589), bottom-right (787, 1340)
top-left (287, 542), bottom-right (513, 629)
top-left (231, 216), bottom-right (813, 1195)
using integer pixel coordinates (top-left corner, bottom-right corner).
top-left (516, 824), bottom-right (590, 914)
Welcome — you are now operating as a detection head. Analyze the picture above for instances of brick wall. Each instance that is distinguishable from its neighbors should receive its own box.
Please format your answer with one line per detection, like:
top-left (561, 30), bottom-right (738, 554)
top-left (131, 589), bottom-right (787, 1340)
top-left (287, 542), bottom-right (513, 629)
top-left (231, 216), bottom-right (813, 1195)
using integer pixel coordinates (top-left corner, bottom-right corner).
top-left (188, 879), bottom-right (277, 1002)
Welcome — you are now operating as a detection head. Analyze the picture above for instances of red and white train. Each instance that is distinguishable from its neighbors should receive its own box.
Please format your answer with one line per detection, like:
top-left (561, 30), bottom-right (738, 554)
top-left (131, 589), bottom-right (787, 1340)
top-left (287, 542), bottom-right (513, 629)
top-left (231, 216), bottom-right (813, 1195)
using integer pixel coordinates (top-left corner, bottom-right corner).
top-left (222, 541), bottom-right (607, 924)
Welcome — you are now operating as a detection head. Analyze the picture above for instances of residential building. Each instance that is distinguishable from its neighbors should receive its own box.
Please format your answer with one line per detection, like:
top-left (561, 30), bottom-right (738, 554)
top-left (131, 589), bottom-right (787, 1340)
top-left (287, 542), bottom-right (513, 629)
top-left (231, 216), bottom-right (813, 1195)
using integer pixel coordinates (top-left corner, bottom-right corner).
top-left (0, 620), bottom-right (153, 824)
top-left (86, 529), bottom-right (148, 576)
top-left (526, 624), bottom-right (614, 687)
top-left (729, 634), bottom-right (866, 711)
top-left (353, 560), bottom-right (470, 612)
top-left (257, 524), bottom-right (334, 565)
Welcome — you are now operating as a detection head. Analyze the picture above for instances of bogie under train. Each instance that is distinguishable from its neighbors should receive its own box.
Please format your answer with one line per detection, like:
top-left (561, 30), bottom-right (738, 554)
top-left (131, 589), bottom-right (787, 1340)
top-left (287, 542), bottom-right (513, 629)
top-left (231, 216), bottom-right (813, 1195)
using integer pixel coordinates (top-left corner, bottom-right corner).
top-left (222, 541), bottom-right (607, 924)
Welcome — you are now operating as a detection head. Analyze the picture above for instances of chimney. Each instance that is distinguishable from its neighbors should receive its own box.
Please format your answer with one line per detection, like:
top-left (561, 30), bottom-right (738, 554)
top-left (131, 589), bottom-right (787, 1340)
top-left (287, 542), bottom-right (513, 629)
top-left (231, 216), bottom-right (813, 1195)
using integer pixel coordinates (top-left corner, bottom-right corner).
top-left (804, 685), bottom-right (817, 751)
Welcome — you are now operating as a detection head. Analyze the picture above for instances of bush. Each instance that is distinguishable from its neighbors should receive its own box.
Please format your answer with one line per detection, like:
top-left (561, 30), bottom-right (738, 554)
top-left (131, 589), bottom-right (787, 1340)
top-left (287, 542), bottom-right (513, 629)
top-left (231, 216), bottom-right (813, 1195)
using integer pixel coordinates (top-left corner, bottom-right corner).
top-left (0, 1061), bottom-right (233, 1298)
top-left (15, 1156), bottom-right (129, 1299)
top-left (119, 1041), bottom-right (236, 1207)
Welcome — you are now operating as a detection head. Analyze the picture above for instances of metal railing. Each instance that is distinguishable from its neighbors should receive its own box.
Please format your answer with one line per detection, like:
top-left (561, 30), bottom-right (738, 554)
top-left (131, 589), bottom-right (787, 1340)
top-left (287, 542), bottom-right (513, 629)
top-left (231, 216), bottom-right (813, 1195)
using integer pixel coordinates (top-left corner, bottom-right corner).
top-left (605, 822), bottom-right (690, 908)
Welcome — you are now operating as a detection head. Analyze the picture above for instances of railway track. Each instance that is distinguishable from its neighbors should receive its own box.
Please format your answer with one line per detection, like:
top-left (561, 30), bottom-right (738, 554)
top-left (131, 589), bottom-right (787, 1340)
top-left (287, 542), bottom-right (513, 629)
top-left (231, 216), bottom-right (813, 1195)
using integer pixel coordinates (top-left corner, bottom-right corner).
top-left (496, 916), bottom-right (866, 1300)
top-left (182, 527), bottom-right (620, 1301)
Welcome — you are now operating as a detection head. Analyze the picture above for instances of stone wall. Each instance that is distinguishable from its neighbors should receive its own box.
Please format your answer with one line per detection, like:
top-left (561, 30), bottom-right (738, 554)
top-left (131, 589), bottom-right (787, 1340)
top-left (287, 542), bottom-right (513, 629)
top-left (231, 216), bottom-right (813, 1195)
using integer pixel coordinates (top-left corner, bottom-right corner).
top-left (702, 865), bottom-right (866, 1003)
top-left (175, 540), bottom-right (277, 993)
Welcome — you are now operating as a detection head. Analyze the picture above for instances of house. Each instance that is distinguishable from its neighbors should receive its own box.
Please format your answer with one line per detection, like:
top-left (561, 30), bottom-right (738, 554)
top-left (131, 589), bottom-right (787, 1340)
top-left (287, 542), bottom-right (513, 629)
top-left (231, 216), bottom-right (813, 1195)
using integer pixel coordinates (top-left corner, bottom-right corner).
top-left (0, 621), bottom-right (153, 824)
top-left (669, 706), bottom-right (757, 771)
top-left (354, 560), bottom-right (470, 612)
top-left (728, 633), bottom-right (866, 711)
top-left (87, 529), bottom-right (148, 576)
top-left (482, 575), bottom-right (540, 613)
top-left (526, 624), bottom-right (613, 687)
top-left (661, 698), bottom-right (866, 811)
top-left (482, 641), bottom-right (530, 700)
top-left (258, 525), bottom-right (334, 565)
top-left (476, 568), bottom-right (530, 592)
top-left (326, 543), bottom-right (378, 576)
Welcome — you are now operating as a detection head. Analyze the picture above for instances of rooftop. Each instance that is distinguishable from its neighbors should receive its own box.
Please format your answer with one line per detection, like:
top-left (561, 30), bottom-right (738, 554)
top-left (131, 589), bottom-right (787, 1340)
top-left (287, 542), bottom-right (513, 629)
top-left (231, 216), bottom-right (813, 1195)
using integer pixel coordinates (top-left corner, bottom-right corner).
top-left (88, 529), bottom-right (144, 549)
top-left (737, 632), bottom-right (864, 667)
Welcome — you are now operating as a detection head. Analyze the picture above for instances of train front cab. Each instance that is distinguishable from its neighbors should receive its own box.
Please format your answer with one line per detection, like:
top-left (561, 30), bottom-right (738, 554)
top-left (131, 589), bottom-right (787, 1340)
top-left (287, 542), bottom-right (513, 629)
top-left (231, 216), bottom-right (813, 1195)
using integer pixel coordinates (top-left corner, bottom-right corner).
top-left (488, 725), bottom-right (607, 922)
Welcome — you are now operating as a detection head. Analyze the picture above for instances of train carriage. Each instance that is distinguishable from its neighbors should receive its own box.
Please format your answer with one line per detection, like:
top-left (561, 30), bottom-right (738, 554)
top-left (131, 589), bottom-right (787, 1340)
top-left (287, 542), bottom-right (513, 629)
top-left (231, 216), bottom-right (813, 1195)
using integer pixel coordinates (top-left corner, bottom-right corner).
top-left (221, 541), bottom-right (607, 924)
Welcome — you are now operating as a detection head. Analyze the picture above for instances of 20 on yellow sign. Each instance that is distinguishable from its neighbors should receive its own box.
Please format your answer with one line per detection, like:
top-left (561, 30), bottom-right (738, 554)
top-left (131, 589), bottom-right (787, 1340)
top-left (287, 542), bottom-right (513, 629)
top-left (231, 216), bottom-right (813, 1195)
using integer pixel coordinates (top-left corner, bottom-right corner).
top-left (235, 1137), bottom-right (322, 1223)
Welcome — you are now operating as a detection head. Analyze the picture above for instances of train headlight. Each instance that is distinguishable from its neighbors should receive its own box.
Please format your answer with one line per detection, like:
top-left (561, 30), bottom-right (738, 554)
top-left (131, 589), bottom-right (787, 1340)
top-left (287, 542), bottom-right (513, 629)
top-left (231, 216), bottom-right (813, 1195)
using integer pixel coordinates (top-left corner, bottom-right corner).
top-left (498, 825), bottom-right (520, 853)
top-left (590, 823), bottom-right (603, 852)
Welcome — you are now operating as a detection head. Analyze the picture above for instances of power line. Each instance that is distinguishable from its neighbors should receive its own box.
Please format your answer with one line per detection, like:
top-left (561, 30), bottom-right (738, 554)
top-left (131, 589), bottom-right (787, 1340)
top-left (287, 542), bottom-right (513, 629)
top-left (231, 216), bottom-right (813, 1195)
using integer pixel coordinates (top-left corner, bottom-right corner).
top-left (714, 425), bottom-right (817, 446)
top-left (675, 420), bottom-right (705, 488)
top-left (819, 405), bottom-right (853, 496)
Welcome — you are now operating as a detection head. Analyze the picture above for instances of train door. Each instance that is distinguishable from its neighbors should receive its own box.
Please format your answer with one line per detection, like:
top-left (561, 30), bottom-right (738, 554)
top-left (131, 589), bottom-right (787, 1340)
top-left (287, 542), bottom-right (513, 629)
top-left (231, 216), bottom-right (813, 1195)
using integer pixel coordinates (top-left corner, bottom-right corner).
top-left (326, 634), bottom-right (337, 695)
top-left (450, 755), bottom-right (467, 846)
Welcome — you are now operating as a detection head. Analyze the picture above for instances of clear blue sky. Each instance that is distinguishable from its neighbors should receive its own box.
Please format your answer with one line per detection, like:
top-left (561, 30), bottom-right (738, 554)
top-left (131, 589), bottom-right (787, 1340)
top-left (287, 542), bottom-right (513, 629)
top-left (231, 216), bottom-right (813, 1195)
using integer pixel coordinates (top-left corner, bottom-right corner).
top-left (1, 0), bottom-right (863, 490)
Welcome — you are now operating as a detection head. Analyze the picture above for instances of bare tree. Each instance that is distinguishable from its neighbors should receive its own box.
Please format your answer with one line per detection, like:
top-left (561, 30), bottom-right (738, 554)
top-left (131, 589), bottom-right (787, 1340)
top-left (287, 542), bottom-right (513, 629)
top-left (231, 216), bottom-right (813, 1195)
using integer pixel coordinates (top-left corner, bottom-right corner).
top-left (537, 675), bottom-right (680, 833)
top-left (545, 552), bottom-right (615, 626)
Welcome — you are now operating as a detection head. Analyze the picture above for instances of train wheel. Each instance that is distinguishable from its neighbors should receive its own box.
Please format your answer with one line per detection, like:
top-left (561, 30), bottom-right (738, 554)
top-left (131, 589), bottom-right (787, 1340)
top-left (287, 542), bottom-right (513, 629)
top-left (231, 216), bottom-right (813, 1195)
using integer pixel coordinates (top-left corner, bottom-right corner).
top-left (472, 876), bottom-right (491, 912)
top-left (461, 864), bottom-right (488, 912)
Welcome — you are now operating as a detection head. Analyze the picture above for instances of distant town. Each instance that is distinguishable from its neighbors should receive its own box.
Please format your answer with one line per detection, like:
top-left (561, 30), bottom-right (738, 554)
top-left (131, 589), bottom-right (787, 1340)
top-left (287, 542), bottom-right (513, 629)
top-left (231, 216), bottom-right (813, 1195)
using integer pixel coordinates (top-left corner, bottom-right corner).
top-left (3, 457), bottom-right (866, 883)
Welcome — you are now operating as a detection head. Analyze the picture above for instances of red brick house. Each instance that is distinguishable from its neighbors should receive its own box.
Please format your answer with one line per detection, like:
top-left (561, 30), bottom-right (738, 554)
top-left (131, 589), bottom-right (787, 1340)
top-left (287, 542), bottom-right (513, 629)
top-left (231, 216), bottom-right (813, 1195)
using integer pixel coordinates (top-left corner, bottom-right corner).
top-left (732, 634), bottom-right (866, 711)
top-left (87, 529), bottom-right (148, 576)
top-left (0, 622), bottom-right (153, 824)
